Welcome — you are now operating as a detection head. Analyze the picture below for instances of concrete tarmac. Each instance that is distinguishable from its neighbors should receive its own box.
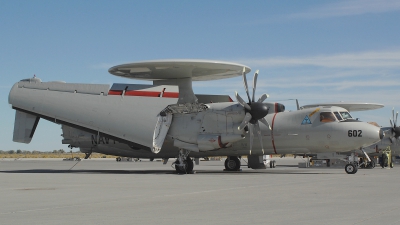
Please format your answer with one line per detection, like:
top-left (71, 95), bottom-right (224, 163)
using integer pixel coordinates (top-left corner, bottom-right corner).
top-left (0, 157), bottom-right (399, 225)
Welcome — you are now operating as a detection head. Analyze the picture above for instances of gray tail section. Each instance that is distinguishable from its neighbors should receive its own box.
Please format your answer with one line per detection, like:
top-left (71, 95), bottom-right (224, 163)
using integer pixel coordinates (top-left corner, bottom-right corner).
top-left (13, 110), bottom-right (40, 143)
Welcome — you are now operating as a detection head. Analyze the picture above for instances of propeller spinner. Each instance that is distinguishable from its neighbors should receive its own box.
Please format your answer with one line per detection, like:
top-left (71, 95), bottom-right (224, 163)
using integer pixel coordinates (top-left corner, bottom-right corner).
top-left (235, 68), bottom-right (271, 155)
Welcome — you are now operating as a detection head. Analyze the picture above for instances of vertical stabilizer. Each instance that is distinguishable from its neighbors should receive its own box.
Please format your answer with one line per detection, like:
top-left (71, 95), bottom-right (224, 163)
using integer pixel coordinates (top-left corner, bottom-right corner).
top-left (13, 110), bottom-right (40, 143)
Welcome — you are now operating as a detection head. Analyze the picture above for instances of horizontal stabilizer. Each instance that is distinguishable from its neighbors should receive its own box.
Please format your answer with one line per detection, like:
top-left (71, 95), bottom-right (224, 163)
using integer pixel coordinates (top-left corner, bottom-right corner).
top-left (13, 110), bottom-right (40, 143)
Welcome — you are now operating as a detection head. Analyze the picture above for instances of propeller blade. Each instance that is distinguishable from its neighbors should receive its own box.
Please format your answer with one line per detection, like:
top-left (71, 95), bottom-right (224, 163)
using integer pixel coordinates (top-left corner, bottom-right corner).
top-left (257, 93), bottom-right (269, 103)
top-left (392, 108), bottom-right (395, 124)
top-left (259, 117), bottom-right (272, 130)
top-left (395, 111), bottom-right (398, 127)
top-left (252, 70), bottom-right (259, 102)
top-left (235, 91), bottom-right (251, 111)
top-left (254, 122), bottom-right (264, 155)
top-left (296, 99), bottom-right (300, 110)
top-left (390, 119), bottom-right (393, 128)
top-left (248, 123), bottom-right (254, 155)
top-left (242, 67), bottom-right (251, 103)
top-left (238, 112), bottom-right (252, 130)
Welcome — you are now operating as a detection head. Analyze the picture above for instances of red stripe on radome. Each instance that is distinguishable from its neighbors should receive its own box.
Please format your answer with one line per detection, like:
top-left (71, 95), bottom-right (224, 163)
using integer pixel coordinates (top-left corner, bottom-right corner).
top-left (108, 90), bottom-right (123, 95)
top-left (162, 92), bottom-right (179, 98)
top-left (271, 113), bottom-right (278, 154)
top-left (274, 102), bottom-right (278, 113)
top-left (125, 90), bottom-right (160, 97)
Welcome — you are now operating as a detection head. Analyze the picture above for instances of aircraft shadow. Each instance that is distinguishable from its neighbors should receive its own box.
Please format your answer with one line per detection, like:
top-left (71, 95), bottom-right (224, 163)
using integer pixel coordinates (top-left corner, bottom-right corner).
top-left (0, 169), bottom-right (338, 175)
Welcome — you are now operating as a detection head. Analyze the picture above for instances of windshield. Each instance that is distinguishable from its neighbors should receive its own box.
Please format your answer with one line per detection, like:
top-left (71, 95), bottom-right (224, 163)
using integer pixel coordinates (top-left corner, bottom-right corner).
top-left (340, 111), bottom-right (353, 120)
top-left (320, 112), bottom-right (336, 123)
top-left (334, 112), bottom-right (343, 120)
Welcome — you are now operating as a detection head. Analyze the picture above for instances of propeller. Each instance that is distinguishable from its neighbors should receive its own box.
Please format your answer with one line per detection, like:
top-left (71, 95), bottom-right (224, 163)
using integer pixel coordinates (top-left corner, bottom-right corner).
top-left (389, 107), bottom-right (400, 144)
top-left (235, 68), bottom-right (271, 155)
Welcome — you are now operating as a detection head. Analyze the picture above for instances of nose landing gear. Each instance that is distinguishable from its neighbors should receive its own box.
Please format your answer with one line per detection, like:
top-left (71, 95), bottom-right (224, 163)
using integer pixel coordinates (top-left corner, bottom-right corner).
top-left (344, 148), bottom-right (372, 174)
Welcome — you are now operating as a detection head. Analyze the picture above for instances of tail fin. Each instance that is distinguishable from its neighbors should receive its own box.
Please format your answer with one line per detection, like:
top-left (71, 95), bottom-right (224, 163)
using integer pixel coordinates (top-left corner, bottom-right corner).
top-left (13, 110), bottom-right (40, 143)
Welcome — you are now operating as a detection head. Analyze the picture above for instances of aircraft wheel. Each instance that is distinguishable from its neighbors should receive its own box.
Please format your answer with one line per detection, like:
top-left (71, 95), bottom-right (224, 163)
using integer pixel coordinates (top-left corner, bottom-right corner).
top-left (345, 164), bottom-right (357, 174)
top-left (150, 158), bottom-right (154, 161)
top-left (269, 161), bottom-right (276, 168)
top-left (390, 162), bottom-right (394, 168)
top-left (175, 157), bottom-right (194, 174)
top-left (224, 156), bottom-right (240, 171)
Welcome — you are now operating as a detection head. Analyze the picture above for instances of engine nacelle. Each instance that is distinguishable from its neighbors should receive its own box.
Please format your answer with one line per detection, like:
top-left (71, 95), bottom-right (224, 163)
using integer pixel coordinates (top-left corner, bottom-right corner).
top-left (174, 134), bottom-right (244, 152)
top-left (164, 102), bottom-right (245, 152)
top-left (197, 134), bottom-right (244, 151)
top-left (153, 101), bottom-right (285, 153)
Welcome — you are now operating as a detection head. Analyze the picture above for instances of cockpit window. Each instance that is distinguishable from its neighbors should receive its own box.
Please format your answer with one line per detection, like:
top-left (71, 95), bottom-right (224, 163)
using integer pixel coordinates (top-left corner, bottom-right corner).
top-left (340, 111), bottom-right (352, 120)
top-left (320, 112), bottom-right (336, 123)
top-left (334, 112), bottom-right (343, 121)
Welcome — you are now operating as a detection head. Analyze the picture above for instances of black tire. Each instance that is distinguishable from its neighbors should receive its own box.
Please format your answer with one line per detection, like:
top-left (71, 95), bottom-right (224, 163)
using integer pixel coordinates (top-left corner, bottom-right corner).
top-left (345, 163), bottom-right (357, 174)
top-left (175, 157), bottom-right (194, 174)
top-left (224, 156), bottom-right (241, 171)
top-left (149, 158), bottom-right (154, 161)
top-left (390, 162), bottom-right (394, 168)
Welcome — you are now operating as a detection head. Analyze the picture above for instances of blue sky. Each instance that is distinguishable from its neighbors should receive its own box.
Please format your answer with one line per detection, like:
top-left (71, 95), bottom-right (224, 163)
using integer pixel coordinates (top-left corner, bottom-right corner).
top-left (1, 0), bottom-right (399, 151)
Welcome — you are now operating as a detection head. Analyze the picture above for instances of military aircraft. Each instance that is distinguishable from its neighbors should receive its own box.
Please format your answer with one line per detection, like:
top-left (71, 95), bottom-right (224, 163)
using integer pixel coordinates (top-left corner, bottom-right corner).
top-left (9, 60), bottom-right (384, 174)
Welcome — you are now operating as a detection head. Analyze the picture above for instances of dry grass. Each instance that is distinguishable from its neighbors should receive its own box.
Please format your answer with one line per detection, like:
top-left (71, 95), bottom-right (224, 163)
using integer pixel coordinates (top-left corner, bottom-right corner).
top-left (0, 153), bottom-right (111, 159)
top-left (0, 153), bottom-right (294, 159)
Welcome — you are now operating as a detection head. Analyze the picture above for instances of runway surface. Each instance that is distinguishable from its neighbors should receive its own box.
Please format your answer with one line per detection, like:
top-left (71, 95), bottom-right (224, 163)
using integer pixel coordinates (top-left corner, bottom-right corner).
top-left (0, 157), bottom-right (399, 225)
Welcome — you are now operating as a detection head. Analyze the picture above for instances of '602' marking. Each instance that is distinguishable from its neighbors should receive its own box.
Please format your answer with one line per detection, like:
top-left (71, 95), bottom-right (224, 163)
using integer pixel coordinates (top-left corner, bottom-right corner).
top-left (348, 130), bottom-right (362, 137)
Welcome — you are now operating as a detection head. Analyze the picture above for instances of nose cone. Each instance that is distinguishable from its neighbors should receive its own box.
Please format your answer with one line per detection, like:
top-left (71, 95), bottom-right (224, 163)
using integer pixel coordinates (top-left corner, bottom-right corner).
top-left (359, 124), bottom-right (383, 148)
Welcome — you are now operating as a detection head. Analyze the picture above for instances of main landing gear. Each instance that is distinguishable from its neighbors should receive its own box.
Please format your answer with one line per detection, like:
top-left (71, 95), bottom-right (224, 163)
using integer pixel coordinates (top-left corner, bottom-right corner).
top-left (173, 149), bottom-right (194, 174)
top-left (224, 156), bottom-right (241, 171)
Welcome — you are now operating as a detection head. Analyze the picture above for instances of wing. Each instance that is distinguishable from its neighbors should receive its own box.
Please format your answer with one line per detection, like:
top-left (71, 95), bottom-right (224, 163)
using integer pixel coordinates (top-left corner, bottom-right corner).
top-left (301, 102), bottom-right (384, 112)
